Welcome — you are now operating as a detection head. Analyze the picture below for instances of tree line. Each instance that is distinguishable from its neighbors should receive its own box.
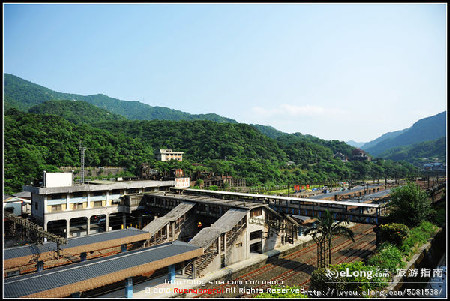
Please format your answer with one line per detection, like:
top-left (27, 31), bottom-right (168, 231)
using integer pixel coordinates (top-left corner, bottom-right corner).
top-left (4, 108), bottom-right (417, 194)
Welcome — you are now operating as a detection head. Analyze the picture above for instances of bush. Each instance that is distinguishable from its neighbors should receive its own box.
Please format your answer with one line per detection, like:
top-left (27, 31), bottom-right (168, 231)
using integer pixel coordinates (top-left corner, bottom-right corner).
top-left (387, 183), bottom-right (432, 227)
top-left (379, 223), bottom-right (409, 246)
top-left (208, 185), bottom-right (218, 191)
top-left (310, 261), bottom-right (388, 295)
top-left (400, 221), bottom-right (439, 258)
top-left (367, 243), bottom-right (405, 273)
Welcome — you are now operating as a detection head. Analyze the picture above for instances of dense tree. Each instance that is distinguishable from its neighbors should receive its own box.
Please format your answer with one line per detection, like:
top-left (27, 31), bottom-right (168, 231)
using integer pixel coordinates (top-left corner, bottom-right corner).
top-left (387, 182), bottom-right (433, 227)
top-left (4, 108), bottom-right (419, 195)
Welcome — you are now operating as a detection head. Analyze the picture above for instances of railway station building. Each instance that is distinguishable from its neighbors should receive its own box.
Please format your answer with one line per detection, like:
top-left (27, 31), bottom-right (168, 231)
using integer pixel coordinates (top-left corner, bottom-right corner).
top-left (23, 172), bottom-right (175, 238)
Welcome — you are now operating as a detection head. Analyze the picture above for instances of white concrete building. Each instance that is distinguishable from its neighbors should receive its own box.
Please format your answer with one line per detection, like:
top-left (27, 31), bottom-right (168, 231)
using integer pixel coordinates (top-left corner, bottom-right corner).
top-left (23, 172), bottom-right (175, 238)
top-left (157, 149), bottom-right (184, 161)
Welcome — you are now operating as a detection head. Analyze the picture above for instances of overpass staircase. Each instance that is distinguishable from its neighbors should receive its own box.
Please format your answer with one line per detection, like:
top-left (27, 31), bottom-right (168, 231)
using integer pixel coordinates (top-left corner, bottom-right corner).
top-left (143, 201), bottom-right (196, 247)
top-left (185, 209), bottom-right (248, 278)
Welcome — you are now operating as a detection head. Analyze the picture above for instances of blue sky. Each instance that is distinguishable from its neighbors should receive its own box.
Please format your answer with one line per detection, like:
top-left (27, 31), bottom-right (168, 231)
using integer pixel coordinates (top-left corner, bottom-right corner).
top-left (3, 3), bottom-right (447, 142)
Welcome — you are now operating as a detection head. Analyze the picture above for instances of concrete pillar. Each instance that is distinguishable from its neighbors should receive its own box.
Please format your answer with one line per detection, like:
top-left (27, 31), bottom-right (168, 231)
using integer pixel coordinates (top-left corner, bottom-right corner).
top-left (87, 193), bottom-right (91, 209)
top-left (87, 217), bottom-right (91, 235)
top-left (125, 277), bottom-right (133, 298)
top-left (181, 261), bottom-right (185, 275)
top-left (166, 224), bottom-right (170, 241)
top-left (66, 194), bottom-right (70, 211)
top-left (192, 263), bottom-right (197, 279)
top-left (106, 213), bottom-right (110, 232)
top-left (44, 221), bottom-right (48, 232)
top-left (217, 236), bottom-right (221, 254)
top-left (66, 219), bottom-right (70, 239)
top-left (106, 191), bottom-right (110, 207)
top-left (223, 233), bottom-right (227, 255)
top-left (171, 222), bottom-right (176, 241)
top-left (168, 264), bottom-right (176, 282)
top-left (122, 214), bottom-right (127, 229)
top-left (37, 260), bottom-right (44, 272)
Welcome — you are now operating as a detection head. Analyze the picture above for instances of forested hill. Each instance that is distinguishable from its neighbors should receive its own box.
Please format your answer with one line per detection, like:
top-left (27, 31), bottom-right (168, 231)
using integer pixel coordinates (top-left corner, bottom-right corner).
top-left (5, 108), bottom-right (416, 194)
top-left (28, 100), bottom-right (127, 124)
top-left (4, 109), bottom-right (155, 193)
top-left (93, 119), bottom-right (286, 162)
top-left (378, 137), bottom-right (446, 166)
top-left (4, 73), bottom-right (237, 123)
top-left (361, 129), bottom-right (405, 151)
top-left (362, 111), bottom-right (446, 157)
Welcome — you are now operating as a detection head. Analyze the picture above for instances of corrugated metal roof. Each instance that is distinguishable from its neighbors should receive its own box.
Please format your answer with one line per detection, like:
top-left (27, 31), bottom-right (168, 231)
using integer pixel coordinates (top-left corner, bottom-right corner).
top-left (142, 202), bottom-right (195, 235)
top-left (4, 241), bottom-right (201, 298)
top-left (188, 228), bottom-right (222, 249)
top-left (189, 209), bottom-right (246, 248)
top-left (212, 209), bottom-right (247, 233)
top-left (4, 228), bottom-right (148, 260)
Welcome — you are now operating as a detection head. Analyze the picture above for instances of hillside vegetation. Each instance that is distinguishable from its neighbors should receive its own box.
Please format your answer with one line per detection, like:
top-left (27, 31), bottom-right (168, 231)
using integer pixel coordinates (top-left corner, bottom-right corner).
top-left (363, 112), bottom-right (446, 157)
top-left (4, 107), bottom-right (417, 194)
top-left (28, 100), bottom-right (127, 124)
top-left (3, 74), bottom-right (424, 194)
top-left (378, 137), bottom-right (446, 165)
top-left (4, 73), bottom-right (237, 123)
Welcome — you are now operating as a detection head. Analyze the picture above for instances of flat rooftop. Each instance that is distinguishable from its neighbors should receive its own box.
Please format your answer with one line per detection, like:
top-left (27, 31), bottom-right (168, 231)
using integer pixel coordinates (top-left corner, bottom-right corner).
top-left (23, 179), bottom-right (175, 195)
top-left (180, 188), bottom-right (385, 208)
top-left (149, 191), bottom-right (267, 210)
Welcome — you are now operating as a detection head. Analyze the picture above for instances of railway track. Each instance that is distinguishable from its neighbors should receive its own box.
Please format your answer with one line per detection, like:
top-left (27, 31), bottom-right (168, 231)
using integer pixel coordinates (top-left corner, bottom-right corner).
top-left (194, 224), bottom-right (376, 298)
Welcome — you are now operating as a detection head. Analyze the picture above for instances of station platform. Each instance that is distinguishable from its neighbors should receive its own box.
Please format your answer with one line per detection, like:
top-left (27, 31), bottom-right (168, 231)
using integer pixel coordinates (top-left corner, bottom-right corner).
top-left (98, 234), bottom-right (315, 298)
top-left (4, 228), bottom-right (150, 271)
top-left (4, 241), bottom-right (203, 298)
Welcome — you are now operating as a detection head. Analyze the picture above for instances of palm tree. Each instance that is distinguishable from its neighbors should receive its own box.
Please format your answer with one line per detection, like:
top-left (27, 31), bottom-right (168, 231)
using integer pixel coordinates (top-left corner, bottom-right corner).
top-left (305, 210), bottom-right (355, 268)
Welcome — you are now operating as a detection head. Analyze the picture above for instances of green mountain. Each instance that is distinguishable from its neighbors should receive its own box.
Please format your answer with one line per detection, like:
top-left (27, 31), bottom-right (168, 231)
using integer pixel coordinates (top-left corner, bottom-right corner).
top-left (361, 130), bottom-right (405, 151)
top-left (378, 137), bottom-right (446, 166)
top-left (4, 108), bottom-right (154, 194)
top-left (363, 112), bottom-right (446, 157)
top-left (28, 100), bottom-right (127, 124)
top-left (346, 140), bottom-right (366, 148)
top-left (4, 108), bottom-right (417, 194)
top-left (4, 74), bottom-right (420, 194)
top-left (250, 124), bottom-right (288, 139)
top-left (4, 73), bottom-right (237, 123)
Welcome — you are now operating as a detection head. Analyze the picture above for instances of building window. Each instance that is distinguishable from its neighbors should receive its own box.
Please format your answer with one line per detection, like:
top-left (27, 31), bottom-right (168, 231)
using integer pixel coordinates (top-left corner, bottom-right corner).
top-left (72, 203), bottom-right (83, 210)
top-left (50, 194), bottom-right (63, 200)
top-left (251, 208), bottom-right (262, 218)
top-left (250, 230), bottom-right (263, 240)
top-left (93, 201), bottom-right (103, 207)
top-left (51, 204), bottom-right (62, 212)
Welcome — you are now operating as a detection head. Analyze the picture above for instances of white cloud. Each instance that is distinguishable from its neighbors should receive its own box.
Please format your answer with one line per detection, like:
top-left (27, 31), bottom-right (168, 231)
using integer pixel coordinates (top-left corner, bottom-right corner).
top-left (251, 104), bottom-right (346, 117)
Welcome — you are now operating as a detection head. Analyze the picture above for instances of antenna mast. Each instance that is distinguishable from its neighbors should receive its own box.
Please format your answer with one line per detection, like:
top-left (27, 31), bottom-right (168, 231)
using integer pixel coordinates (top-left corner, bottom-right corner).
top-left (79, 142), bottom-right (87, 184)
